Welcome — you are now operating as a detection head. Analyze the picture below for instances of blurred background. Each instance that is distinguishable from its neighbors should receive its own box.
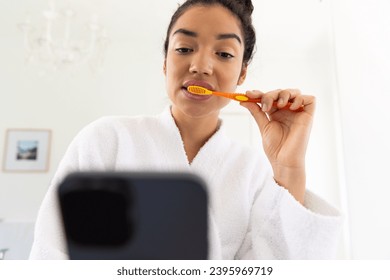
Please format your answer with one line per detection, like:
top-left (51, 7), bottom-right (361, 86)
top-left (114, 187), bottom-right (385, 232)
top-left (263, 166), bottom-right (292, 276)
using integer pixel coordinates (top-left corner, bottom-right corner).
top-left (0, 0), bottom-right (389, 259)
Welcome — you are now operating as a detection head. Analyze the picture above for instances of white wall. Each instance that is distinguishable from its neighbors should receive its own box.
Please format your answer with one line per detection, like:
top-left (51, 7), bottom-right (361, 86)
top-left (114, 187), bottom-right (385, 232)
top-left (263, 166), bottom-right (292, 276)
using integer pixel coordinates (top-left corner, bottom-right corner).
top-left (332, 0), bottom-right (390, 259)
top-left (3, 0), bottom-right (387, 259)
top-left (0, 0), bottom-right (175, 222)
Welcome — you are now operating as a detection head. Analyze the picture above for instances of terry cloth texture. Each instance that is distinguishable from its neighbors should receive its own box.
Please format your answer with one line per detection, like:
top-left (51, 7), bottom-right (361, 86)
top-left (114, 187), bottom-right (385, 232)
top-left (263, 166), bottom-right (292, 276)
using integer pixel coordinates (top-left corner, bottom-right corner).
top-left (29, 107), bottom-right (342, 260)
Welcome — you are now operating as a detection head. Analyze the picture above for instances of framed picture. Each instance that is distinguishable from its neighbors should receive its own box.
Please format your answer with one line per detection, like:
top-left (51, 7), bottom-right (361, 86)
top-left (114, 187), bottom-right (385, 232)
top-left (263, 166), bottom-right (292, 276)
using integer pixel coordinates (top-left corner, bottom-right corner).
top-left (3, 129), bottom-right (51, 172)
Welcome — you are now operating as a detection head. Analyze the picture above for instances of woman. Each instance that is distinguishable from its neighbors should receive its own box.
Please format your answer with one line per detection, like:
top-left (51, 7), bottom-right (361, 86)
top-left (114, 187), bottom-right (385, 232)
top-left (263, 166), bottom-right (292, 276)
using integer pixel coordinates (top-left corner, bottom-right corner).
top-left (30, 0), bottom-right (341, 259)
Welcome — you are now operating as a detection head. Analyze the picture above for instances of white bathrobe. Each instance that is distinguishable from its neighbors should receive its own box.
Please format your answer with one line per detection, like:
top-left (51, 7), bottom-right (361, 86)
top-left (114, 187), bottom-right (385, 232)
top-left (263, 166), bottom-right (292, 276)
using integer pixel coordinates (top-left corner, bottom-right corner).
top-left (29, 107), bottom-right (342, 260)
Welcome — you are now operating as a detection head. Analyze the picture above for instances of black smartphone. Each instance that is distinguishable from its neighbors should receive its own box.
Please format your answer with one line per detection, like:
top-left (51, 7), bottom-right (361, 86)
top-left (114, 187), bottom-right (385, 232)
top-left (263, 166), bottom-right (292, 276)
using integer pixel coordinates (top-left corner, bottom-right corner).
top-left (58, 172), bottom-right (208, 260)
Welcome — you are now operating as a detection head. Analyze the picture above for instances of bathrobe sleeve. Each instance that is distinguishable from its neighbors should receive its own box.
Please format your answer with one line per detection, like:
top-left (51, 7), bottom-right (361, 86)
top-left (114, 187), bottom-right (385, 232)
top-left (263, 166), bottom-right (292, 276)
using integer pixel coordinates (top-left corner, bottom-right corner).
top-left (236, 169), bottom-right (342, 260)
top-left (29, 145), bottom-right (77, 259)
top-left (29, 118), bottom-right (117, 259)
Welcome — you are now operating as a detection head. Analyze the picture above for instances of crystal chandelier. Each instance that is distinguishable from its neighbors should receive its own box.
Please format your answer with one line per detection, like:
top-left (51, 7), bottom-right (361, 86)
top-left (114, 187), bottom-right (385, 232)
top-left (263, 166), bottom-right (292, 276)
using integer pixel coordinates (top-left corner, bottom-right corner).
top-left (18, 1), bottom-right (108, 73)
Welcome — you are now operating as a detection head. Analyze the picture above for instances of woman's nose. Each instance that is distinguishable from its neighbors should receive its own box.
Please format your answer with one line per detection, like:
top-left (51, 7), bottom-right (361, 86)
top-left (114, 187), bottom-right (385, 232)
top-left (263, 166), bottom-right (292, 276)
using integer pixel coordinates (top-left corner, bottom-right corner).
top-left (189, 53), bottom-right (213, 76)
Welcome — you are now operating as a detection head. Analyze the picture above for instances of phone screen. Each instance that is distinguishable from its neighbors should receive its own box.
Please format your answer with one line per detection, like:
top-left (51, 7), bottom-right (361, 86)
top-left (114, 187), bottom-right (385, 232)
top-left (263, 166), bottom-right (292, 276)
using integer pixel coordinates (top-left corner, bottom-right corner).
top-left (58, 172), bottom-right (208, 260)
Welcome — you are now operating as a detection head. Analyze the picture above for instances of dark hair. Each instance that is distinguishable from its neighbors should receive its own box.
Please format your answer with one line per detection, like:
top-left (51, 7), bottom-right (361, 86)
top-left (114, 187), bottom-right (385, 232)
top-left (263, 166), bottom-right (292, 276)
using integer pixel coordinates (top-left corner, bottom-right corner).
top-left (163, 0), bottom-right (256, 66)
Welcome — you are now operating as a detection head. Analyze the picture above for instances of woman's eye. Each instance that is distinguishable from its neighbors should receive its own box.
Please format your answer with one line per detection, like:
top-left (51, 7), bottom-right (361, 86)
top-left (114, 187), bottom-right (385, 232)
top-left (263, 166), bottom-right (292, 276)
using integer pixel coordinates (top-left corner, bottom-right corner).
top-left (217, 52), bottom-right (234, 59)
top-left (175, 48), bottom-right (193, 54)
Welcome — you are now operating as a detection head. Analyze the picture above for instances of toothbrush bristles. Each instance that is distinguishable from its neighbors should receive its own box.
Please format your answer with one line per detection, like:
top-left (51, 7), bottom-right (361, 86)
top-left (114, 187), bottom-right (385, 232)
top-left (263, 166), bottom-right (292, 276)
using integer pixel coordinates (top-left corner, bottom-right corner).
top-left (187, 86), bottom-right (209, 95)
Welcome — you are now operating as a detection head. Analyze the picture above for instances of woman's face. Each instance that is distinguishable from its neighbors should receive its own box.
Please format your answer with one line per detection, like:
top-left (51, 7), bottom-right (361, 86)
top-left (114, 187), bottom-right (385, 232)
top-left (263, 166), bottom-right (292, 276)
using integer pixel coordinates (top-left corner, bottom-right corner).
top-left (164, 4), bottom-right (247, 119)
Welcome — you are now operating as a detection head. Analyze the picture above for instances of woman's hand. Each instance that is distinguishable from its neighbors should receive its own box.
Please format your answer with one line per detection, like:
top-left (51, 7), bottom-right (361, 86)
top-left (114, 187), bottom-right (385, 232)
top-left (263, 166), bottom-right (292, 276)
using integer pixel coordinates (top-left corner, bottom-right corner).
top-left (240, 89), bottom-right (316, 204)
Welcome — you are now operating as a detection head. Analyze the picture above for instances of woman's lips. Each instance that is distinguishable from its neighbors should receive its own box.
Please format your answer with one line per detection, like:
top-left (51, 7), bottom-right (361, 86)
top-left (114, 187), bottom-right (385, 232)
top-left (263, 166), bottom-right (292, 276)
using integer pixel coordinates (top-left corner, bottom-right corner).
top-left (183, 80), bottom-right (214, 91)
top-left (181, 87), bottom-right (212, 101)
top-left (182, 80), bottom-right (214, 101)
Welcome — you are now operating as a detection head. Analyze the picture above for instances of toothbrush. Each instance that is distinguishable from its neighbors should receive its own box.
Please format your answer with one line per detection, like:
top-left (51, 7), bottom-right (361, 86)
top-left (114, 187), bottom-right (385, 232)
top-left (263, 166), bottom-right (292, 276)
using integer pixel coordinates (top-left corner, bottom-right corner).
top-left (187, 85), bottom-right (304, 112)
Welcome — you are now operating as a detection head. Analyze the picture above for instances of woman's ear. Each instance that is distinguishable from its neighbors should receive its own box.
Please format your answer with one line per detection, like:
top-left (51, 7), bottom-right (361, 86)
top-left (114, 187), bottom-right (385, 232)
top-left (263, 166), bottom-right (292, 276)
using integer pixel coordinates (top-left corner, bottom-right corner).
top-left (163, 59), bottom-right (167, 75)
top-left (238, 64), bottom-right (247, 85)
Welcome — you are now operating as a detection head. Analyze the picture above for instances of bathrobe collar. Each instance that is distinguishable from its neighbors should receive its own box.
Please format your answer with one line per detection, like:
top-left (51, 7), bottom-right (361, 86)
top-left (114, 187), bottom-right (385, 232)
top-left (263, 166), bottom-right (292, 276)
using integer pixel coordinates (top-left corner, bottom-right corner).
top-left (158, 106), bottom-right (231, 167)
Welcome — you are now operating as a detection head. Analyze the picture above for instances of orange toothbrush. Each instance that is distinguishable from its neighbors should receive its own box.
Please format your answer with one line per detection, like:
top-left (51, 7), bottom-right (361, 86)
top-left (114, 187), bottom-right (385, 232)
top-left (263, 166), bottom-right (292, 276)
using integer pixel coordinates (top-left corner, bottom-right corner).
top-left (187, 85), bottom-right (303, 112)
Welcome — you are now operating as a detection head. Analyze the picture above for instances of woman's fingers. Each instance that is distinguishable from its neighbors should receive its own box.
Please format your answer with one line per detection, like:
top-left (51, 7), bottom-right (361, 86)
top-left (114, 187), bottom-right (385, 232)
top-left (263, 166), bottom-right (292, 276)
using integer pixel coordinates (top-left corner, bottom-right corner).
top-left (261, 89), bottom-right (301, 112)
top-left (300, 95), bottom-right (316, 115)
top-left (289, 94), bottom-right (304, 111)
top-left (245, 89), bottom-right (315, 114)
top-left (240, 93), bottom-right (269, 135)
top-left (246, 90), bottom-right (264, 100)
top-left (276, 89), bottom-right (294, 109)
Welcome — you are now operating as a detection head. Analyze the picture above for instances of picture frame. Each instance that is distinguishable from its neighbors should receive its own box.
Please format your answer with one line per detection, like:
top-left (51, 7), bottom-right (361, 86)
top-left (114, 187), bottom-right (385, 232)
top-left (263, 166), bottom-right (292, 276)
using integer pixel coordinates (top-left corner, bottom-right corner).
top-left (2, 129), bottom-right (51, 172)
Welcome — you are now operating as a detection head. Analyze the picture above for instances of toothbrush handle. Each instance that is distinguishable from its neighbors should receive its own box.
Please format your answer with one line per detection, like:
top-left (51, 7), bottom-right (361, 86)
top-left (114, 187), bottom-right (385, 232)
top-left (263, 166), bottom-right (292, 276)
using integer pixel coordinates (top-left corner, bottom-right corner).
top-left (214, 91), bottom-right (304, 112)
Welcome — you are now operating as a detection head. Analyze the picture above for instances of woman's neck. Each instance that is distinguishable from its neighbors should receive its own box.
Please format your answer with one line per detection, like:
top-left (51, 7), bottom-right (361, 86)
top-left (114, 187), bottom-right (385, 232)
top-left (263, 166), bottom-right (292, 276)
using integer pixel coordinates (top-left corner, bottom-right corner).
top-left (171, 107), bottom-right (220, 164)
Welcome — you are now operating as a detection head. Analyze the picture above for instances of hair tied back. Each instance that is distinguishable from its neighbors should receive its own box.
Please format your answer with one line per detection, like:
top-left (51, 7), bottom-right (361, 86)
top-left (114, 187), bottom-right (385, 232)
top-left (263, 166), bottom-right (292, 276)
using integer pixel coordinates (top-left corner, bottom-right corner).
top-left (240, 0), bottom-right (254, 15)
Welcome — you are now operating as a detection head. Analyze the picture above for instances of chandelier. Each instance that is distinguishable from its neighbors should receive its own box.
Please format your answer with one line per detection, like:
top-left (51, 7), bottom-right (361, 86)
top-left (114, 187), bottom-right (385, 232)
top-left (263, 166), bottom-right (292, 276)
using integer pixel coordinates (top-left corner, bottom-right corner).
top-left (18, 1), bottom-right (109, 73)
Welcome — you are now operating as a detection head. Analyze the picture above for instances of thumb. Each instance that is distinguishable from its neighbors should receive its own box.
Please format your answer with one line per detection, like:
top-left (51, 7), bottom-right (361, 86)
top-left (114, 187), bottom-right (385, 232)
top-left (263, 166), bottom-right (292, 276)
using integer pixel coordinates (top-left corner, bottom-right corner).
top-left (240, 102), bottom-right (269, 134)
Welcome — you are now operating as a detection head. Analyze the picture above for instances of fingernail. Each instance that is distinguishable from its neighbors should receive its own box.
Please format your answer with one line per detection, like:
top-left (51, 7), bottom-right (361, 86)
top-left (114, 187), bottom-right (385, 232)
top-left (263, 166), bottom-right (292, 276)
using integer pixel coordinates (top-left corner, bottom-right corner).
top-left (278, 98), bottom-right (284, 105)
top-left (262, 103), bottom-right (267, 112)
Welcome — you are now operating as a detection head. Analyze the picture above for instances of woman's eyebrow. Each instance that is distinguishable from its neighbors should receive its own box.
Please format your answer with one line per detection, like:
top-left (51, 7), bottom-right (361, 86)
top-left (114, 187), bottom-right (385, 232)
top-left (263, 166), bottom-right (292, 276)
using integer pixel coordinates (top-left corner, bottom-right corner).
top-left (173, 28), bottom-right (242, 44)
top-left (173, 28), bottom-right (197, 37)
top-left (216, 33), bottom-right (242, 44)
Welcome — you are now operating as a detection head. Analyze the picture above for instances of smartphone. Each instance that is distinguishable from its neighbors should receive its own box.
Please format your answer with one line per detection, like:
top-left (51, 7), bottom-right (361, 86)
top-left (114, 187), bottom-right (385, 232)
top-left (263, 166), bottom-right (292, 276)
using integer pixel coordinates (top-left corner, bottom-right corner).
top-left (58, 171), bottom-right (208, 260)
